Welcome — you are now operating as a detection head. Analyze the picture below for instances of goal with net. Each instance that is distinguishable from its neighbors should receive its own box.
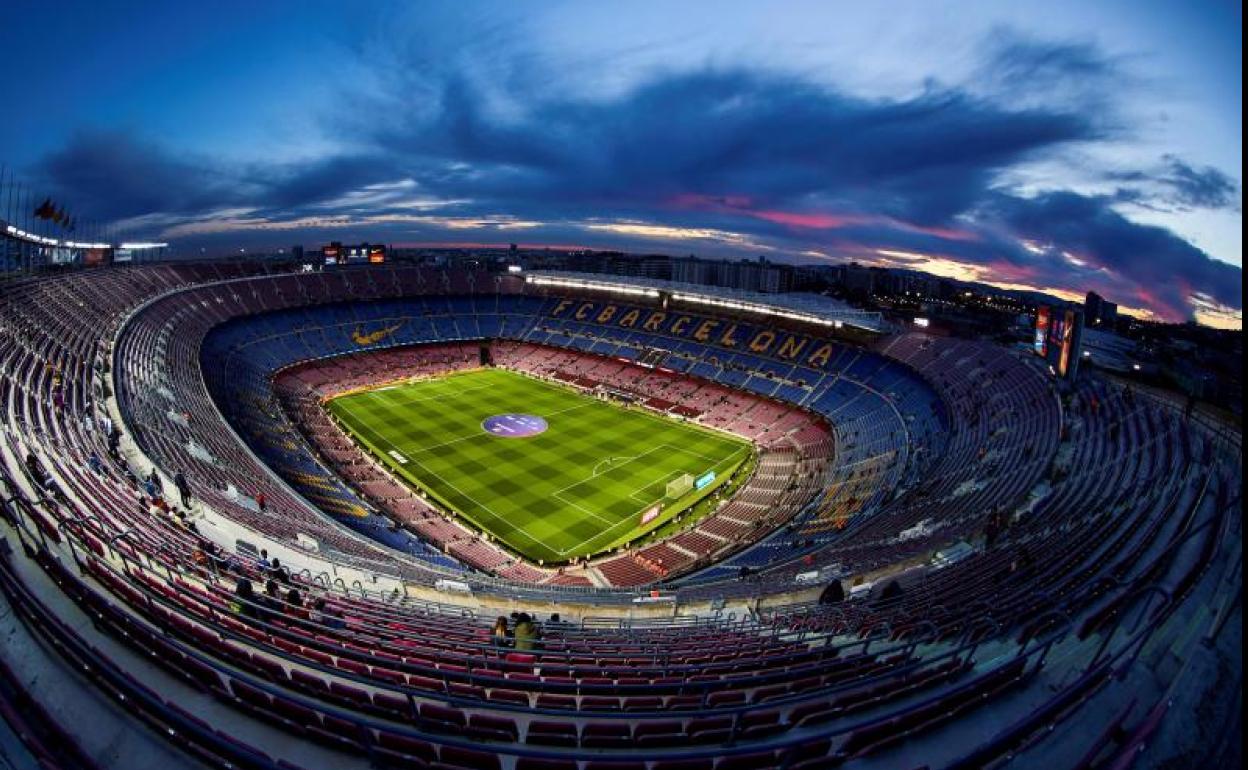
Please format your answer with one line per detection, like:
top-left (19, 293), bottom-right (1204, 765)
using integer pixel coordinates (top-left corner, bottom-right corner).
top-left (666, 473), bottom-right (694, 499)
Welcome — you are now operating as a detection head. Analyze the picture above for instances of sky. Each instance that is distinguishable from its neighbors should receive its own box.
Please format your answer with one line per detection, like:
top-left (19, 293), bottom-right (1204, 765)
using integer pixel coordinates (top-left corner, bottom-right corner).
top-left (0, 0), bottom-right (1241, 327)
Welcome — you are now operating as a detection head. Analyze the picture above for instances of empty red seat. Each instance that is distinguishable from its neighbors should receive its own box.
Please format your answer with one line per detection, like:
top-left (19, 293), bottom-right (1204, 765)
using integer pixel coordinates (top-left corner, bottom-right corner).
top-left (269, 697), bottom-right (319, 730)
top-left (228, 680), bottom-right (295, 731)
top-left (788, 699), bottom-right (833, 727)
top-left (583, 762), bottom-right (646, 770)
top-left (467, 713), bottom-right (518, 742)
top-left (409, 674), bottom-right (445, 692)
top-left (307, 714), bottom-right (365, 753)
top-left (782, 738), bottom-right (832, 770)
top-left (328, 681), bottom-right (371, 708)
top-left (535, 693), bottom-right (577, 710)
top-left (336, 657), bottom-right (369, 676)
top-left (447, 682), bottom-right (483, 700)
top-left (527, 720), bottom-right (578, 747)
top-left (633, 720), bottom-right (684, 747)
top-left (706, 690), bottom-right (745, 707)
top-left (419, 703), bottom-right (467, 734)
top-left (434, 745), bottom-right (501, 770)
top-left (580, 695), bottom-right (621, 711)
top-left (371, 666), bottom-right (407, 685)
top-left (289, 669), bottom-right (330, 696)
top-left (666, 694), bottom-right (703, 710)
top-left (686, 716), bottom-right (733, 744)
top-left (751, 685), bottom-right (788, 703)
top-left (372, 691), bottom-right (415, 720)
top-left (740, 709), bottom-right (785, 739)
top-left (653, 760), bottom-right (714, 770)
top-left (716, 752), bottom-right (779, 770)
top-left (581, 721), bottom-right (632, 749)
top-left (622, 696), bottom-right (663, 711)
top-left (488, 688), bottom-right (530, 706)
top-left (376, 731), bottom-right (437, 764)
top-left (182, 655), bottom-right (227, 695)
top-left (515, 758), bottom-right (577, 770)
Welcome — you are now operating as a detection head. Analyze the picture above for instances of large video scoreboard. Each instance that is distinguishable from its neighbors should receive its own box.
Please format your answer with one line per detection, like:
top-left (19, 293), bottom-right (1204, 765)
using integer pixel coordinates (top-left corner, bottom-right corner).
top-left (321, 242), bottom-right (386, 266)
top-left (1034, 305), bottom-right (1084, 379)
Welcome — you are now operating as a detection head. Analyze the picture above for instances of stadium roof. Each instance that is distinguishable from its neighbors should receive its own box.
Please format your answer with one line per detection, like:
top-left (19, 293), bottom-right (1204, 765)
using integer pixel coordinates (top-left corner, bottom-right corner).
top-left (525, 270), bottom-right (889, 333)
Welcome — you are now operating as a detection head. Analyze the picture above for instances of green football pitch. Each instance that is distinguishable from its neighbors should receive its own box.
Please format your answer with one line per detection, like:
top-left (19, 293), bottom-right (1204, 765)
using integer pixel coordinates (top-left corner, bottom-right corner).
top-left (325, 368), bottom-right (752, 564)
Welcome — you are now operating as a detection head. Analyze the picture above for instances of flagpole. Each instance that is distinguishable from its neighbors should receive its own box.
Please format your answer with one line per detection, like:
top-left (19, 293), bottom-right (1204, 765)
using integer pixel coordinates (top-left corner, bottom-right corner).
top-left (3, 166), bottom-right (12, 226)
top-left (1, 165), bottom-right (8, 226)
top-left (0, 165), bottom-right (7, 273)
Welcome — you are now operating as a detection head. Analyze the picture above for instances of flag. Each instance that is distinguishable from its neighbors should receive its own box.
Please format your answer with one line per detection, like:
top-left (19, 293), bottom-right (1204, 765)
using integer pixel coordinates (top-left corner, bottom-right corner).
top-left (35, 198), bottom-right (54, 219)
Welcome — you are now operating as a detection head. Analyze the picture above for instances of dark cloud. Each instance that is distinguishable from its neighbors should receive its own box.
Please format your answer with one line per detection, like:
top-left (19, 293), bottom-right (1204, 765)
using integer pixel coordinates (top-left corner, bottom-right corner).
top-left (979, 190), bottom-right (1242, 319)
top-left (26, 41), bottom-right (1240, 324)
top-left (36, 130), bottom-right (248, 220)
top-left (36, 131), bottom-right (398, 223)
top-left (1109, 155), bottom-right (1241, 212)
top-left (369, 68), bottom-right (1094, 227)
top-left (249, 154), bottom-right (397, 211)
top-left (970, 28), bottom-right (1136, 121)
top-left (980, 32), bottom-right (1123, 90)
top-left (1156, 155), bottom-right (1240, 210)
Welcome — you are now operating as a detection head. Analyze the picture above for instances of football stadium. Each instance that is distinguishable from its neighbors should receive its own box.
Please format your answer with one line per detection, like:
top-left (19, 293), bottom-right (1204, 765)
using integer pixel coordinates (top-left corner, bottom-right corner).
top-left (0, 4), bottom-right (1242, 770)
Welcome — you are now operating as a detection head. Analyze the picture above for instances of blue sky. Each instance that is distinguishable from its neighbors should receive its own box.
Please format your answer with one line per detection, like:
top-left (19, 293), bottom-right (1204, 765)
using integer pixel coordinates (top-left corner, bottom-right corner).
top-left (0, 0), bottom-right (1240, 326)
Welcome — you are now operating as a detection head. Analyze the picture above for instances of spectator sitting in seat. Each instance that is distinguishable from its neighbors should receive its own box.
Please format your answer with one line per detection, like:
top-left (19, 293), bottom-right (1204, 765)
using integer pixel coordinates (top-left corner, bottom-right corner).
top-left (513, 612), bottom-right (540, 652)
top-left (260, 579), bottom-right (284, 619)
top-left (24, 452), bottom-right (47, 488)
top-left (232, 579), bottom-right (257, 618)
top-left (309, 598), bottom-right (344, 629)
top-left (173, 470), bottom-right (191, 507)
top-left (880, 579), bottom-right (904, 602)
top-left (269, 557), bottom-right (290, 584)
top-left (819, 580), bottom-right (845, 605)
top-left (491, 616), bottom-right (511, 647)
top-left (284, 589), bottom-right (304, 618)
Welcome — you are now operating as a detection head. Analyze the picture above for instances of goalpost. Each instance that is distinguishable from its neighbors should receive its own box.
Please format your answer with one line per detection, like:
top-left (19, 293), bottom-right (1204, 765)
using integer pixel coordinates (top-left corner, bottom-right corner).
top-left (665, 473), bottom-right (694, 499)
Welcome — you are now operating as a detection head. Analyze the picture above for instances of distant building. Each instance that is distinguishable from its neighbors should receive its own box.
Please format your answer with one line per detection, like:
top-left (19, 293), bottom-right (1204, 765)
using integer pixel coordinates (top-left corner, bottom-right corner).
top-left (839, 263), bottom-right (876, 295)
top-left (1085, 291), bottom-right (1119, 328)
top-left (670, 256), bottom-right (796, 293)
top-left (672, 256), bottom-right (714, 286)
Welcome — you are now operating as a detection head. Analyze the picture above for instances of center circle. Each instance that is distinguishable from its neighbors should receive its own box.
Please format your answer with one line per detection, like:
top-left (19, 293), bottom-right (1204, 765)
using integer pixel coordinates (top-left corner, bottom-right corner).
top-left (482, 413), bottom-right (548, 438)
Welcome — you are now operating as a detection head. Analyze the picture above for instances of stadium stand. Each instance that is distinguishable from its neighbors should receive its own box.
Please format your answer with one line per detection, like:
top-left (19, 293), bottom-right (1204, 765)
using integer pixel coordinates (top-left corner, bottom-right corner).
top-left (0, 262), bottom-right (1240, 769)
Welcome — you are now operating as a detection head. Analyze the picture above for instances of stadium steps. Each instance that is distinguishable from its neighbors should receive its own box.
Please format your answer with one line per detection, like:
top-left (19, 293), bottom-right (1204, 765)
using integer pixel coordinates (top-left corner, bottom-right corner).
top-left (584, 568), bottom-right (611, 589)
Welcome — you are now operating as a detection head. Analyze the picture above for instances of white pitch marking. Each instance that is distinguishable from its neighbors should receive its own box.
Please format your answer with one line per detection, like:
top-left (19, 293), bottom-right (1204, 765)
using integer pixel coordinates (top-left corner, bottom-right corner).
top-left (335, 372), bottom-right (752, 561)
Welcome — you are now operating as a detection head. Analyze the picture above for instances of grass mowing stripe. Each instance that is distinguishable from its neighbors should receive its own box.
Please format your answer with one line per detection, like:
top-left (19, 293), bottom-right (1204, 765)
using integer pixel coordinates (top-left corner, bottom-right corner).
top-left (327, 368), bottom-right (752, 564)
